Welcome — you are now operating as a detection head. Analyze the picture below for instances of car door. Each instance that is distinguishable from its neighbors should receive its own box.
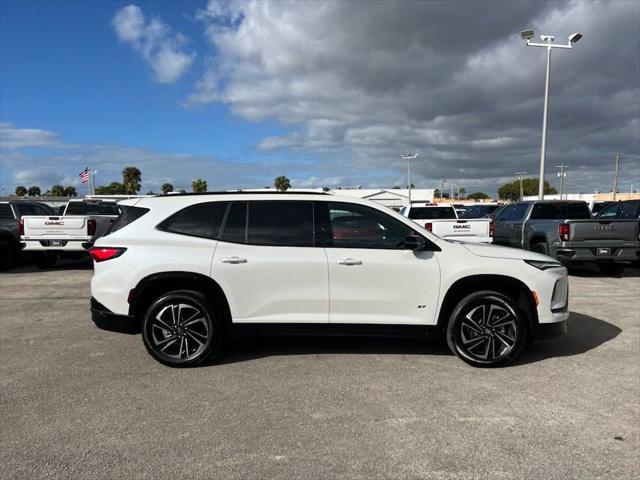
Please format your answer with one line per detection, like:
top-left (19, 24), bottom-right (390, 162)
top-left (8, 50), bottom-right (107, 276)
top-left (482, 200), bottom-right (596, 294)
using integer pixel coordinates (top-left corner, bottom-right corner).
top-left (317, 201), bottom-right (441, 325)
top-left (492, 204), bottom-right (516, 245)
top-left (212, 200), bottom-right (329, 324)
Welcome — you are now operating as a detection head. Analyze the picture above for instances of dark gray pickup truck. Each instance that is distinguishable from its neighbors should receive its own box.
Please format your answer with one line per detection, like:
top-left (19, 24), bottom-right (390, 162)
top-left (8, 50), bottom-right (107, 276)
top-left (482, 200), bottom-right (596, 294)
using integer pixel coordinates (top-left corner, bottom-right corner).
top-left (493, 200), bottom-right (639, 274)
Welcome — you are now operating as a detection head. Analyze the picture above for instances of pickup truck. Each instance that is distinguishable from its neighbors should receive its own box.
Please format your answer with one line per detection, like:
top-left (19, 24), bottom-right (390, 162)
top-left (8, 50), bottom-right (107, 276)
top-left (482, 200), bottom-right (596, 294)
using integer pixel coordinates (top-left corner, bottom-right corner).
top-left (0, 201), bottom-right (54, 270)
top-left (399, 203), bottom-right (493, 243)
top-left (493, 200), bottom-right (639, 274)
top-left (20, 199), bottom-right (120, 257)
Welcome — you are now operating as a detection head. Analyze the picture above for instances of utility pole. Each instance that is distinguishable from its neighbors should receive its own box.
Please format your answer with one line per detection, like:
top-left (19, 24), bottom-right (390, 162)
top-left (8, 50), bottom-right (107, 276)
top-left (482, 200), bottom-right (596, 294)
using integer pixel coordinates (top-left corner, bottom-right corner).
top-left (440, 176), bottom-right (446, 200)
top-left (401, 154), bottom-right (419, 203)
top-left (612, 155), bottom-right (620, 200)
top-left (515, 172), bottom-right (527, 200)
top-left (555, 163), bottom-right (567, 200)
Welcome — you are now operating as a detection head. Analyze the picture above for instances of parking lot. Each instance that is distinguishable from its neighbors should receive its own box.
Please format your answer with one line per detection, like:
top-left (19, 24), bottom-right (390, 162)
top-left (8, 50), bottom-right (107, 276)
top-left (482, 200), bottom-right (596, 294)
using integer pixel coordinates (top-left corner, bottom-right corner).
top-left (0, 261), bottom-right (638, 479)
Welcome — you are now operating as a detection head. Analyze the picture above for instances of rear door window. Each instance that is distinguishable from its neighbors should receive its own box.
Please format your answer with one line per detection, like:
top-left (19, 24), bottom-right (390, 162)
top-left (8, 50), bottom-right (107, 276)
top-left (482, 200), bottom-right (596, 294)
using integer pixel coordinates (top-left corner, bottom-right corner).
top-left (247, 201), bottom-right (314, 247)
top-left (220, 202), bottom-right (247, 243)
top-left (158, 202), bottom-right (227, 239)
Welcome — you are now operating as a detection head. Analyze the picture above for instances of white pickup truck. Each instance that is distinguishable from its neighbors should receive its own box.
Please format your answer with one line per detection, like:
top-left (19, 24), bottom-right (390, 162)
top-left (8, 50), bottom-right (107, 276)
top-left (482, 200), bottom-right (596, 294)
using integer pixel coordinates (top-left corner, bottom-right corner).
top-left (20, 199), bottom-right (120, 253)
top-left (400, 203), bottom-right (494, 243)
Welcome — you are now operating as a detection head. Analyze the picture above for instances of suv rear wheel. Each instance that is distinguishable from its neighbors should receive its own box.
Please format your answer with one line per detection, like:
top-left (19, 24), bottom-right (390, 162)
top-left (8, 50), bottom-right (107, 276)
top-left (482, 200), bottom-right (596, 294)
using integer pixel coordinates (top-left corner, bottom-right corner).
top-left (142, 290), bottom-right (222, 367)
top-left (446, 291), bottom-right (528, 367)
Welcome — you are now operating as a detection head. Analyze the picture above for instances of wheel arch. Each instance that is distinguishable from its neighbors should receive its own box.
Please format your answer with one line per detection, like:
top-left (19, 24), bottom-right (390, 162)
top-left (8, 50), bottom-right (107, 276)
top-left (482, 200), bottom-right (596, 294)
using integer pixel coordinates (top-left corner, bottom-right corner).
top-left (437, 274), bottom-right (538, 334)
top-left (528, 234), bottom-right (548, 249)
top-left (128, 271), bottom-right (232, 328)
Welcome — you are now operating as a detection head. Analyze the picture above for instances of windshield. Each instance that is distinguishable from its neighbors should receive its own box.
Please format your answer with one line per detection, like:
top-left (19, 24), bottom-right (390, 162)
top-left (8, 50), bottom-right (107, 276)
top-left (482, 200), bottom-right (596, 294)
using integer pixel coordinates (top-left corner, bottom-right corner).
top-left (65, 202), bottom-right (120, 216)
top-left (408, 207), bottom-right (456, 219)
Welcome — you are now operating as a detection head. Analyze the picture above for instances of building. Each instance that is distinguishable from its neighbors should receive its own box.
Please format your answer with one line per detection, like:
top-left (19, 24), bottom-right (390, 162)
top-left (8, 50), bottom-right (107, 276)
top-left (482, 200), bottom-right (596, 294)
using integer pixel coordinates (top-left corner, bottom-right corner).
top-left (332, 188), bottom-right (435, 210)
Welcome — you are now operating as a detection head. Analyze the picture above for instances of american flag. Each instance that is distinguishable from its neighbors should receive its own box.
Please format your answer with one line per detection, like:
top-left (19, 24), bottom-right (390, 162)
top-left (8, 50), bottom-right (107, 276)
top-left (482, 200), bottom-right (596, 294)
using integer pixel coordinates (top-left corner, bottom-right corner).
top-left (79, 167), bottom-right (90, 184)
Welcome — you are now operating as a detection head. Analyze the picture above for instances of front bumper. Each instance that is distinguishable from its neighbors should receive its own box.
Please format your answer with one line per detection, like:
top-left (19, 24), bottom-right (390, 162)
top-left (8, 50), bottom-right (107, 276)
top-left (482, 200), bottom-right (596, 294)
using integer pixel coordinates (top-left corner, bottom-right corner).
top-left (91, 297), bottom-right (139, 334)
top-left (533, 319), bottom-right (567, 339)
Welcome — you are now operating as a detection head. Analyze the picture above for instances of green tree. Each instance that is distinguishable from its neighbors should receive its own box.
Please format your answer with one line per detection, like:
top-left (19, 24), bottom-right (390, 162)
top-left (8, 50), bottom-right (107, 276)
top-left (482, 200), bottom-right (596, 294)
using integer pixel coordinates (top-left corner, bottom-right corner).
top-left (497, 178), bottom-right (557, 201)
top-left (192, 179), bottom-right (208, 193)
top-left (64, 186), bottom-right (77, 197)
top-left (15, 186), bottom-right (27, 196)
top-left (51, 185), bottom-right (65, 196)
top-left (458, 187), bottom-right (466, 199)
top-left (467, 192), bottom-right (491, 200)
top-left (27, 186), bottom-right (41, 196)
top-left (161, 183), bottom-right (174, 194)
top-left (392, 185), bottom-right (401, 189)
top-left (274, 175), bottom-right (291, 191)
top-left (122, 167), bottom-right (142, 194)
top-left (95, 182), bottom-right (127, 194)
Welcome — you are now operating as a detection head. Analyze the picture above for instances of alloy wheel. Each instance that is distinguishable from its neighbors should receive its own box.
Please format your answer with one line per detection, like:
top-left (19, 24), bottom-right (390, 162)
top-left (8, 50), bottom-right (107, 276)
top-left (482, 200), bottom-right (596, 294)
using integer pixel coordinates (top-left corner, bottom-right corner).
top-left (149, 303), bottom-right (210, 361)
top-left (458, 303), bottom-right (518, 362)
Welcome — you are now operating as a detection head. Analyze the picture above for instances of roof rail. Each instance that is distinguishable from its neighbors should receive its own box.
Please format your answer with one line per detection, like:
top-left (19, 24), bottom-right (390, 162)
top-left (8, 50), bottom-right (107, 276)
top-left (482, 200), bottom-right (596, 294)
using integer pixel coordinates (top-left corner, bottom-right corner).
top-left (154, 190), bottom-right (330, 198)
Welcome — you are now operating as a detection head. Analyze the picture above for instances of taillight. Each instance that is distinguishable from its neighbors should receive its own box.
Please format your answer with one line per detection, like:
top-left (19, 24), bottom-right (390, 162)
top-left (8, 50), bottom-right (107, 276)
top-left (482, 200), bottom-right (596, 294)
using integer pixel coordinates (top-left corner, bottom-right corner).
top-left (489, 221), bottom-right (495, 237)
top-left (18, 218), bottom-right (24, 236)
top-left (558, 223), bottom-right (570, 242)
top-left (87, 219), bottom-right (97, 236)
top-left (88, 247), bottom-right (126, 262)
top-left (424, 222), bottom-right (433, 232)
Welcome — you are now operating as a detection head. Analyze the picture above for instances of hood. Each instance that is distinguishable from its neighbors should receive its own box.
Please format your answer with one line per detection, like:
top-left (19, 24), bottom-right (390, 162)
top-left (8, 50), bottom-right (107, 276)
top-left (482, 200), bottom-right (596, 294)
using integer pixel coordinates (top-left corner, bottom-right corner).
top-left (462, 242), bottom-right (552, 261)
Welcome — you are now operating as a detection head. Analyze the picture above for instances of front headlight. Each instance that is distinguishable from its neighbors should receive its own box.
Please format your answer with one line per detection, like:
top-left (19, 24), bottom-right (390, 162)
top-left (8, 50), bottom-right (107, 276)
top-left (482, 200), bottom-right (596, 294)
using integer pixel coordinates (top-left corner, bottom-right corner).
top-left (524, 259), bottom-right (564, 270)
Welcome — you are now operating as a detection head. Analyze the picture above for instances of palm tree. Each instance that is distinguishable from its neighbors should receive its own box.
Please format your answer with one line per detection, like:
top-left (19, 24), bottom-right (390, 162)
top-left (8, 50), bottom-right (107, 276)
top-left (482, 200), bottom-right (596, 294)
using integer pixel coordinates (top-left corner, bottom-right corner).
top-left (274, 176), bottom-right (291, 191)
top-left (27, 186), bottom-right (41, 196)
top-left (122, 167), bottom-right (142, 194)
top-left (15, 186), bottom-right (27, 196)
top-left (161, 183), bottom-right (174, 194)
top-left (192, 179), bottom-right (208, 193)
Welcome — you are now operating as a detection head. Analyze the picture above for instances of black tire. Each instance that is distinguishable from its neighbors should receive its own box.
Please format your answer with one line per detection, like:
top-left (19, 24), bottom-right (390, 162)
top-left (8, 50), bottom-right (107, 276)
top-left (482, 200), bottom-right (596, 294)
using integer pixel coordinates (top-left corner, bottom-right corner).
top-left (446, 291), bottom-right (528, 367)
top-left (531, 241), bottom-right (549, 255)
top-left (0, 240), bottom-right (15, 271)
top-left (598, 262), bottom-right (625, 275)
top-left (142, 290), bottom-right (222, 367)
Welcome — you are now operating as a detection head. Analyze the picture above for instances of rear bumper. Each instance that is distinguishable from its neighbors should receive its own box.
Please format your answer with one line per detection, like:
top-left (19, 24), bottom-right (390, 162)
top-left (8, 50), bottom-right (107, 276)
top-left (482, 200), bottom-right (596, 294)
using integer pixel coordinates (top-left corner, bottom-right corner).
top-left (554, 243), bottom-right (639, 262)
top-left (21, 239), bottom-right (93, 252)
top-left (91, 297), bottom-right (139, 334)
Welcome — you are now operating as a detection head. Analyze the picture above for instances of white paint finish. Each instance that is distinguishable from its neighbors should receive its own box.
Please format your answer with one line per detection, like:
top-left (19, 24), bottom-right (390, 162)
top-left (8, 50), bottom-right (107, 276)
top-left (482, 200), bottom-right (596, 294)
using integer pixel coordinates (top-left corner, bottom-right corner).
top-left (325, 248), bottom-right (440, 324)
top-left (213, 241), bottom-right (329, 323)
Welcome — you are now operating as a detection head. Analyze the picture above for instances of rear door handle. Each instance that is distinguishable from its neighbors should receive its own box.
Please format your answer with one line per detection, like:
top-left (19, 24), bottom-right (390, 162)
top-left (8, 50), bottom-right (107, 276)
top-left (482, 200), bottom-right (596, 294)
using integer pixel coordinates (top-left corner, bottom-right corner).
top-left (221, 257), bottom-right (247, 264)
top-left (337, 258), bottom-right (363, 266)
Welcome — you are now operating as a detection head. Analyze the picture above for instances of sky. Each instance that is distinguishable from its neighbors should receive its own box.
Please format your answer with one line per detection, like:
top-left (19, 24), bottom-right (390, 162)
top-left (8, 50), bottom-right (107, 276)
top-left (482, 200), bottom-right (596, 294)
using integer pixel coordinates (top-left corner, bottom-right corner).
top-left (1, 0), bottom-right (638, 197)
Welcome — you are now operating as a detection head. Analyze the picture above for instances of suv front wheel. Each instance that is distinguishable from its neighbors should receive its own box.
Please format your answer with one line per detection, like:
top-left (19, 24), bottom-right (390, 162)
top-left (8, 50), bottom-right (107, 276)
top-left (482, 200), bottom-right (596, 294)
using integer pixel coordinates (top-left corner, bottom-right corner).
top-left (447, 291), bottom-right (528, 367)
top-left (142, 290), bottom-right (221, 367)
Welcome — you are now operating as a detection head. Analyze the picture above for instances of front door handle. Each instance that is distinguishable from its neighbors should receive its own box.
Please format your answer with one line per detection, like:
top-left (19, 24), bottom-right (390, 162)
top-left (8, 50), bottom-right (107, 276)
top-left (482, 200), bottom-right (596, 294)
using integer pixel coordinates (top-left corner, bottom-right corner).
top-left (221, 257), bottom-right (247, 264)
top-left (337, 258), bottom-right (363, 266)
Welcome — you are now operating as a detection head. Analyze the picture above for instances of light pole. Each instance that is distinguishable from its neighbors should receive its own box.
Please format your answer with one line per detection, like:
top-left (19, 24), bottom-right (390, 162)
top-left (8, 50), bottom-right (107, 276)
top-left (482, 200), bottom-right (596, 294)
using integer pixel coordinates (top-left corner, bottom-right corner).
top-left (515, 171), bottom-right (527, 200)
top-left (401, 153), bottom-right (419, 203)
top-left (520, 29), bottom-right (582, 200)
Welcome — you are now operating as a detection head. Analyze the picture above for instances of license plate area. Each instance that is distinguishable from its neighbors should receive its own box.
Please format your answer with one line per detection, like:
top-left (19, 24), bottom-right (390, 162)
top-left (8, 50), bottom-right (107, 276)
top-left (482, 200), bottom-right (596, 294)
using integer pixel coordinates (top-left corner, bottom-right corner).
top-left (596, 247), bottom-right (611, 256)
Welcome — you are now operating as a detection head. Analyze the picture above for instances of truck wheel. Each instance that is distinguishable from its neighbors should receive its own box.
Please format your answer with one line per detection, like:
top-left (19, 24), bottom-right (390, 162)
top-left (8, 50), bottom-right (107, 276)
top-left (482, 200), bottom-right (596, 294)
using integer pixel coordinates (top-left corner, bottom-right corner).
top-left (598, 262), bottom-right (624, 275)
top-left (0, 240), bottom-right (15, 271)
top-left (447, 291), bottom-right (528, 368)
top-left (531, 242), bottom-right (549, 255)
top-left (141, 290), bottom-right (223, 367)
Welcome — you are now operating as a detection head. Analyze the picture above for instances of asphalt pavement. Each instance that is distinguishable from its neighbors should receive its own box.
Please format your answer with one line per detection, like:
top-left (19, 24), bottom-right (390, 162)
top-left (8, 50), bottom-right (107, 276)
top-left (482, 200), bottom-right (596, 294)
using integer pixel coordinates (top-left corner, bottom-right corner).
top-left (1, 260), bottom-right (638, 479)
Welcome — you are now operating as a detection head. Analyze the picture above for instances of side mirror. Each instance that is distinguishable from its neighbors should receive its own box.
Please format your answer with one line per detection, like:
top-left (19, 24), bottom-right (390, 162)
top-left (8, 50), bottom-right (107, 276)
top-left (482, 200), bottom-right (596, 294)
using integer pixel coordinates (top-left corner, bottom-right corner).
top-left (403, 234), bottom-right (426, 251)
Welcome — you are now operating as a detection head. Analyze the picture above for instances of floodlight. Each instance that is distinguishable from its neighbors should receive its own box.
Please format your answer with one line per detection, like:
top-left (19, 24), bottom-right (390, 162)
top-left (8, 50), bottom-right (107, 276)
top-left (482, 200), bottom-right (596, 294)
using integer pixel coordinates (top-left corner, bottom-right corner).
top-left (520, 29), bottom-right (535, 40)
top-left (569, 32), bottom-right (582, 43)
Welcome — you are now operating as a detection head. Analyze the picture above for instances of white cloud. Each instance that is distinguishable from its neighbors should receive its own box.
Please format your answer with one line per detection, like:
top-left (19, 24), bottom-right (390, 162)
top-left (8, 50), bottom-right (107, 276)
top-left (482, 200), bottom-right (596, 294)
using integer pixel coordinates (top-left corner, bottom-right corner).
top-left (0, 122), bottom-right (61, 149)
top-left (112, 4), bottom-right (195, 84)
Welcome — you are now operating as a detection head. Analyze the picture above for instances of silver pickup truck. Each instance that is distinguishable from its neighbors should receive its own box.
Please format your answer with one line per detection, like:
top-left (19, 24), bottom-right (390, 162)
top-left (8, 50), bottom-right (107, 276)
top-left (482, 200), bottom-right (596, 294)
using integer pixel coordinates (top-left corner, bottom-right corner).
top-left (493, 200), bottom-right (639, 274)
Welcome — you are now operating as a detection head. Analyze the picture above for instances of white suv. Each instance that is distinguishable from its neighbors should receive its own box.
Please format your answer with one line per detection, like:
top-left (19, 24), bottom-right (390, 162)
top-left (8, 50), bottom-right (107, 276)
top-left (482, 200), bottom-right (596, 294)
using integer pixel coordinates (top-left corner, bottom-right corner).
top-left (90, 192), bottom-right (569, 368)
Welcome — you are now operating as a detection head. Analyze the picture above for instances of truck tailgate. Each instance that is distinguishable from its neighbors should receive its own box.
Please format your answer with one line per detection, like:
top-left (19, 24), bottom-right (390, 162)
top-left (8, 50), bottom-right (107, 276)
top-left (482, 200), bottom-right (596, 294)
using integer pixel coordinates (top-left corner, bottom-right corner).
top-left (22, 216), bottom-right (90, 239)
top-left (568, 219), bottom-right (639, 242)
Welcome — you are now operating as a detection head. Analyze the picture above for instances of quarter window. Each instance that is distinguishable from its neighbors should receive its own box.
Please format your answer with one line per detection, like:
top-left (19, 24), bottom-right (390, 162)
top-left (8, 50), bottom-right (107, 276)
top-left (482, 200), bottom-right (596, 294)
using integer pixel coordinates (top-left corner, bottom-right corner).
top-left (158, 202), bottom-right (227, 239)
top-left (247, 201), bottom-right (314, 247)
